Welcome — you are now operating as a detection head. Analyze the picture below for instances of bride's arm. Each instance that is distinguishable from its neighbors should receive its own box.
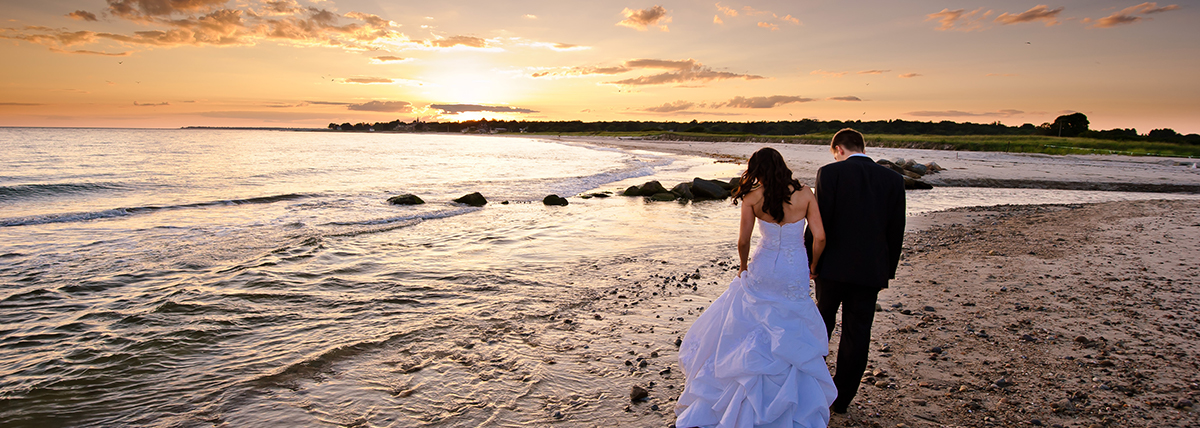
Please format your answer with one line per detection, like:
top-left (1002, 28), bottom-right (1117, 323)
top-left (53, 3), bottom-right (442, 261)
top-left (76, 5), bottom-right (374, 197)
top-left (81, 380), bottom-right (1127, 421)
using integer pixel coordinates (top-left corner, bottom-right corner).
top-left (804, 189), bottom-right (826, 279)
top-left (737, 192), bottom-right (758, 277)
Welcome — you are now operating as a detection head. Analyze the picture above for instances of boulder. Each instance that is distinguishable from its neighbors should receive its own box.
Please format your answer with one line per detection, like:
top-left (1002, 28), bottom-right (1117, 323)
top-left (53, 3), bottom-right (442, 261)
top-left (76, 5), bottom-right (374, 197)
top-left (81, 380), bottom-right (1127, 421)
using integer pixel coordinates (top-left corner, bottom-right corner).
top-left (902, 176), bottom-right (933, 190)
top-left (639, 181), bottom-right (668, 196)
top-left (691, 178), bottom-right (731, 200)
top-left (670, 182), bottom-right (694, 200)
top-left (623, 185), bottom-right (641, 196)
top-left (902, 169), bottom-right (922, 180)
top-left (387, 194), bottom-right (425, 205)
top-left (713, 178), bottom-right (735, 191)
top-left (907, 163), bottom-right (929, 175)
top-left (728, 177), bottom-right (742, 191)
top-left (926, 161), bottom-right (945, 173)
top-left (543, 194), bottom-right (568, 206)
top-left (650, 192), bottom-right (677, 201)
top-left (454, 192), bottom-right (487, 207)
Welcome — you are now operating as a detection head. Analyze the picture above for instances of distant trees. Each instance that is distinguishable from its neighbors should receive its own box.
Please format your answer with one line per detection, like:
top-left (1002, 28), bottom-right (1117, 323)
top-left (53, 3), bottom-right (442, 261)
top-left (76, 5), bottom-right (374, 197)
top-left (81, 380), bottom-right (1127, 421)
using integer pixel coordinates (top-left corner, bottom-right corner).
top-left (1040, 113), bottom-right (1090, 137)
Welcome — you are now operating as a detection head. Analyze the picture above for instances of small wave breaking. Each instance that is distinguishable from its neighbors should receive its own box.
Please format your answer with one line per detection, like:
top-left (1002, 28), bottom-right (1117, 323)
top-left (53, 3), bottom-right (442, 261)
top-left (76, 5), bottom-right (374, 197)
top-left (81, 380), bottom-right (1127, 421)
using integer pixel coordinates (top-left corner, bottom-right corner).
top-left (0, 182), bottom-right (131, 199)
top-left (0, 193), bottom-right (317, 227)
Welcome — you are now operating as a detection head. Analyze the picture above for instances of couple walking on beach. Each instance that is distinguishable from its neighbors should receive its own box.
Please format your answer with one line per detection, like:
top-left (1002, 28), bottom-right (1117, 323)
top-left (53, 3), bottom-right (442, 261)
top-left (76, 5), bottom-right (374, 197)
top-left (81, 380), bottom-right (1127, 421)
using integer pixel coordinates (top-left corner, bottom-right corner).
top-left (675, 128), bottom-right (906, 427)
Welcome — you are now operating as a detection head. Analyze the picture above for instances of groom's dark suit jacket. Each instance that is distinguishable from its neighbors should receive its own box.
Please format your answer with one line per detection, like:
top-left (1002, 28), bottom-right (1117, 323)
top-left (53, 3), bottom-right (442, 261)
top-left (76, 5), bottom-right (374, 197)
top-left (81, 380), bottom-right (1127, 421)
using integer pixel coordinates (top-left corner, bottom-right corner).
top-left (810, 155), bottom-right (906, 288)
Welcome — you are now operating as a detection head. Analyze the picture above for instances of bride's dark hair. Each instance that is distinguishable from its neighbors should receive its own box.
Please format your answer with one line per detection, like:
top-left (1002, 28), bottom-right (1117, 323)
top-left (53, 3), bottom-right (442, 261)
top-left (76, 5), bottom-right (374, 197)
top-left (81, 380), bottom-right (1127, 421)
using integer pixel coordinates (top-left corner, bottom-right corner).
top-left (733, 147), bottom-right (803, 222)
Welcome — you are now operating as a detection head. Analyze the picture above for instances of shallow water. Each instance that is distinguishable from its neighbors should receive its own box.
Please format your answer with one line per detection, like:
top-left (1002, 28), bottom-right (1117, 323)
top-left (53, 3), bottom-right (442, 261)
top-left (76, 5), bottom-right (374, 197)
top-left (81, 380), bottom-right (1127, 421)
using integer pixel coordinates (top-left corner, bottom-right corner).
top-left (1, 128), bottom-right (1197, 427)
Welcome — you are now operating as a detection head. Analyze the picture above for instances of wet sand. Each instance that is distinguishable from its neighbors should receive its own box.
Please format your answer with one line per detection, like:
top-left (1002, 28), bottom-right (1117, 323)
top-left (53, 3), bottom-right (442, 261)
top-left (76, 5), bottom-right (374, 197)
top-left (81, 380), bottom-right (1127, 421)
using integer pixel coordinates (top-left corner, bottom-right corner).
top-left (536, 138), bottom-right (1200, 427)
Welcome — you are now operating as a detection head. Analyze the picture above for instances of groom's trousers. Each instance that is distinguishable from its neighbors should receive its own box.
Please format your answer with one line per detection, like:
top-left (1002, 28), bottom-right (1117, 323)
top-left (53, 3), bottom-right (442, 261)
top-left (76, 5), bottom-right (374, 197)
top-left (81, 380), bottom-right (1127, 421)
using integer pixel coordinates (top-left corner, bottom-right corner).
top-left (814, 278), bottom-right (882, 410)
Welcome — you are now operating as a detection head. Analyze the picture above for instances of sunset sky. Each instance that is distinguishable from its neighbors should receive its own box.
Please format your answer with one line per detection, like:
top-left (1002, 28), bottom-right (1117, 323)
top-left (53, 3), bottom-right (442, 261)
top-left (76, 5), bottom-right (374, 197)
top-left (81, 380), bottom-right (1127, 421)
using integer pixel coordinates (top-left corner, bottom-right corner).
top-left (1, 0), bottom-right (1197, 133)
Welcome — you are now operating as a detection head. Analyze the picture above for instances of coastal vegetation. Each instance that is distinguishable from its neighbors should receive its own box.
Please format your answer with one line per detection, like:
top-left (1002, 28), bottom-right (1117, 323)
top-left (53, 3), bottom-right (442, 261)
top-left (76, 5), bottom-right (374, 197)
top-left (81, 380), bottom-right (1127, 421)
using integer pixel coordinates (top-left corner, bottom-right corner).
top-left (327, 113), bottom-right (1200, 158)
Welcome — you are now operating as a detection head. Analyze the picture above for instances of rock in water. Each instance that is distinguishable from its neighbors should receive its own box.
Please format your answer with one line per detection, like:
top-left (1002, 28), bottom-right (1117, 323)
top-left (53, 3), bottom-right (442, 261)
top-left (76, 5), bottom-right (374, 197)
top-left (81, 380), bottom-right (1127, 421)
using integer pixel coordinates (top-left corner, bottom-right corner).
top-left (639, 181), bottom-right (667, 196)
top-left (543, 194), bottom-right (568, 206)
top-left (387, 194), bottom-right (425, 205)
top-left (908, 163), bottom-right (929, 175)
top-left (691, 178), bottom-right (730, 200)
top-left (454, 192), bottom-right (487, 207)
top-left (728, 177), bottom-right (742, 191)
top-left (623, 185), bottom-right (641, 196)
top-left (670, 182), bottom-right (694, 200)
top-left (630, 385), bottom-right (649, 402)
top-left (650, 192), bottom-right (677, 201)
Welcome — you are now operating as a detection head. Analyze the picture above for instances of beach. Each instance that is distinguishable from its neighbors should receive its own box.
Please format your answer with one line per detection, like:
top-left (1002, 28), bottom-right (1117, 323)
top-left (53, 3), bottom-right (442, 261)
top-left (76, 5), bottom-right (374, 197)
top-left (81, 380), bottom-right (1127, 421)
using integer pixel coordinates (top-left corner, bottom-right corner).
top-left (537, 137), bottom-right (1200, 427)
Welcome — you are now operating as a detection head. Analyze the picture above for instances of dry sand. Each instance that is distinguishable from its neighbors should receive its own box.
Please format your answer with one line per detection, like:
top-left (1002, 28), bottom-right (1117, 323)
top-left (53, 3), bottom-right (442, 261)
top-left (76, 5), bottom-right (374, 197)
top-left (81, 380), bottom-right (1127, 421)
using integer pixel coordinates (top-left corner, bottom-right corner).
top-left (546, 137), bottom-right (1200, 427)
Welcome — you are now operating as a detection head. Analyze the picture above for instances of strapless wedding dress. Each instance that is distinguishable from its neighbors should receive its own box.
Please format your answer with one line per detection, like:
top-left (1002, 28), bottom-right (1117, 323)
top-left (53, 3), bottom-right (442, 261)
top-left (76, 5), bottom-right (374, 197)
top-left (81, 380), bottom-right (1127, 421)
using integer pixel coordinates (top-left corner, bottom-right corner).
top-left (676, 218), bottom-right (836, 428)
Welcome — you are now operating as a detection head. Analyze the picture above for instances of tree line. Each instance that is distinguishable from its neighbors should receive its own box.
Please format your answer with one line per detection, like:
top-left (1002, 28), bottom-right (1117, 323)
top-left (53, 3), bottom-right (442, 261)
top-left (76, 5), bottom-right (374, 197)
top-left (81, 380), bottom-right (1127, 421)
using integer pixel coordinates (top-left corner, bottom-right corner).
top-left (327, 113), bottom-right (1200, 145)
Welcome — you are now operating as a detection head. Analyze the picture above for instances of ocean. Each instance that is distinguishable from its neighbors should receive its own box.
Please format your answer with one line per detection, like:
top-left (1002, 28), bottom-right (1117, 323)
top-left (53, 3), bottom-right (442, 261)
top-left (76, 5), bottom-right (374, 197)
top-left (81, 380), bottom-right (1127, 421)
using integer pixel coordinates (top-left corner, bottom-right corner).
top-left (1, 128), bottom-right (1195, 427)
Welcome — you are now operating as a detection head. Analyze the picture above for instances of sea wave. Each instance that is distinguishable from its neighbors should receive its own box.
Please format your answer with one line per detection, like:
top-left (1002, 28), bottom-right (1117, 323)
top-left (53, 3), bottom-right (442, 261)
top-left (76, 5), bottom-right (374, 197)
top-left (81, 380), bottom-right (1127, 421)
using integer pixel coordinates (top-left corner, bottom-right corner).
top-left (0, 182), bottom-right (131, 199)
top-left (0, 193), bottom-right (317, 227)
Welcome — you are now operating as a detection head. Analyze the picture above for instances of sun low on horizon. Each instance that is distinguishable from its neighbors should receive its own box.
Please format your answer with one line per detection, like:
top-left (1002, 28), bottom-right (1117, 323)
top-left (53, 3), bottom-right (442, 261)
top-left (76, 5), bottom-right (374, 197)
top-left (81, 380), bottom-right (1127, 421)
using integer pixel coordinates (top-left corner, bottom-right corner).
top-left (1, 0), bottom-right (1197, 134)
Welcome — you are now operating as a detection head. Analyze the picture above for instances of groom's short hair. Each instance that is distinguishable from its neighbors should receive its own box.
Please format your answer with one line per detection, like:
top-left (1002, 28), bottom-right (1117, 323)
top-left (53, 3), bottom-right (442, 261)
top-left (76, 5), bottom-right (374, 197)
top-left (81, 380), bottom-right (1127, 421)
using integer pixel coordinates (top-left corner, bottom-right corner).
top-left (831, 128), bottom-right (865, 153)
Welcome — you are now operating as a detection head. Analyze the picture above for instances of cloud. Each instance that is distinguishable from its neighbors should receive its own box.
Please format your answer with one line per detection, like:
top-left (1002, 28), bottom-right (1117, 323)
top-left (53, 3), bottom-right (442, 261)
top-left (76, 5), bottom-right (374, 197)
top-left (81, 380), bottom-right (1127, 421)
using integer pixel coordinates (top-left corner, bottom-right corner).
top-left (994, 5), bottom-right (1064, 26)
top-left (347, 100), bottom-right (413, 112)
top-left (371, 55), bottom-right (408, 63)
top-left (713, 3), bottom-right (800, 29)
top-left (304, 100), bottom-right (352, 106)
top-left (907, 109), bottom-right (1024, 117)
top-left (713, 15), bottom-right (723, 24)
top-left (106, 0), bottom-right (230, 18)
top-left (49, 47), bottom-right (132, 56)
top-left (898, 73), bottom-right (921, 78)
top-left (133, 101), bottom-right (169, 106)
top-left (534, 58), bottom-right (763, 86)
top-left (67, 10), bottom-right (98, 21)
top-left (716, 3), bottom-right (739, 17)
top-left (343, 77), bottom-right (393, 84)
top-left (430, 104), bottom-right (537, 114)
top-left (524, 14), bottom-right (537, 19)
top-left (643, 100), bottom-right (696, 113)
top-left (757, 22), bottom-right (778, 31)
top-left (857, 70), bottom-right (891, 75)
top-left (810, 70), bottom-right (847, 78)
top-left (426, 35), bottom-right (488, 48)
top-left (617, 5), bottom-right (671, 31)
top-left (927, 8), bottom-right (993, 32)
top-left (827, 96), bottom-right (862, 102)
top-left (717, 95), bottom-right (815, 108)
top-left (1085, 2), bottom-right (1179, 28)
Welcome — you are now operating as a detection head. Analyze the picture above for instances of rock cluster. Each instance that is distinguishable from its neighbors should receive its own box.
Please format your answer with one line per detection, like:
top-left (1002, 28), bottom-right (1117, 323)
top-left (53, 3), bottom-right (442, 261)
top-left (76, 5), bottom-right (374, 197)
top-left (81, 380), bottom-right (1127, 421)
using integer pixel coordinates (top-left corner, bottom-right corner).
top-left (386, 194), bottom-right (425, 205)
top-left (622, 177), bottom-right (740, 202)
top-left (878, 158), bottom-right (944, 190)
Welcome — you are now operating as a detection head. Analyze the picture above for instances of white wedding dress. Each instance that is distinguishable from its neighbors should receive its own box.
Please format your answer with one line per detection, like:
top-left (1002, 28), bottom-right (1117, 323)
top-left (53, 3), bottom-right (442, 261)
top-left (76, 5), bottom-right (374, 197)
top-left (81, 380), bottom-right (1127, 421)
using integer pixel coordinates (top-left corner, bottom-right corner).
top-left (676, 218), bottom-right (837, 428)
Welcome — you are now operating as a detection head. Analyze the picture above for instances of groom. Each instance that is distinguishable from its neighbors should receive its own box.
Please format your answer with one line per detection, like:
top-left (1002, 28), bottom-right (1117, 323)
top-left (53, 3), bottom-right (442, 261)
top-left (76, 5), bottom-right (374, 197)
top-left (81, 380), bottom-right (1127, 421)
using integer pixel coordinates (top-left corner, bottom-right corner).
top-left (811, 128), bottom-right (906, 413)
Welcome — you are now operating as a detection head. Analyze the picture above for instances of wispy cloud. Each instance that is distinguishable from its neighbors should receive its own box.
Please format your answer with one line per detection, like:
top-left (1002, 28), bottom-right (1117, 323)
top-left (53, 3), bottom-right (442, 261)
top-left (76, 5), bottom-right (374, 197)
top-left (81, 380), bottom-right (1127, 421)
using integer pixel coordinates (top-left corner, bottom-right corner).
top-left (827, 96), bottom-right (862, 102)
top-left (643, 100), bottom-right (696, 113)
top-left (617, 5), bottom-right (671, 31)
top-left (133, 101), bottom-right (169, 106)
top-left (810, 70), bottom-right (848, 78)
top-left (927, 8), bottom-right (993, 31)
top-left (1084, 2), bottom-right (1179, 28)
top-left (898, 73), bottom-right (922, 78)
top-left (857, 70), bottom-right (891, 75)
top-left (994, 5), bottom-right (1064, 26)
top-left (343, 77), bottom-right (393, 84)
top-left (371, 55), bottom-right (408, 64)
top-left (66, 10), bottom-right (98, 21)
top-left (907, 109), bottom-right (1024, 117)
top-left (348, 100), bottom-right (412, 112)
top-left (534, 58), bottom-right (763, 87)
top-left (713, 3), bottom-right (801, 29)
top-left (716, 95), bottom-right (814, 108)
top-left (431, 104), bottom-right (537, 114)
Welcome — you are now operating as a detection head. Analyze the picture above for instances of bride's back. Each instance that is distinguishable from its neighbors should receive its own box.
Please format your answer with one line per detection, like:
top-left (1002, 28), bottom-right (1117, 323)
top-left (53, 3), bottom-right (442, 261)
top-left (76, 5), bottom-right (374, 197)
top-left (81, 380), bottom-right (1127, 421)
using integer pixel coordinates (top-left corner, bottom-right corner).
top-left (748, 184), bottom-right (811, 225)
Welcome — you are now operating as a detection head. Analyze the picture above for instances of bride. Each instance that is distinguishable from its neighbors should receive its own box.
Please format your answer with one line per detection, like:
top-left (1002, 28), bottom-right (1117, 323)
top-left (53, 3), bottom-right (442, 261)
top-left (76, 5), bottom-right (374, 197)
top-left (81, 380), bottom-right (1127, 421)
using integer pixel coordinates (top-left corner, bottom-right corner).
top-left (675, 147), bottom-right (837, 427)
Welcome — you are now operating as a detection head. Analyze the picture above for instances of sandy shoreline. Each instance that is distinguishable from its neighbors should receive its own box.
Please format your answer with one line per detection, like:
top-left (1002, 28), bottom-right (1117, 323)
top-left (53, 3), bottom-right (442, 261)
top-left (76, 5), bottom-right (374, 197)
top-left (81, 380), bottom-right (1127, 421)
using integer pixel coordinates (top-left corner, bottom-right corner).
top-left (555, 135), bottom-right (1200, 193)
top-left (528, 137), bottom-right (1200, 427)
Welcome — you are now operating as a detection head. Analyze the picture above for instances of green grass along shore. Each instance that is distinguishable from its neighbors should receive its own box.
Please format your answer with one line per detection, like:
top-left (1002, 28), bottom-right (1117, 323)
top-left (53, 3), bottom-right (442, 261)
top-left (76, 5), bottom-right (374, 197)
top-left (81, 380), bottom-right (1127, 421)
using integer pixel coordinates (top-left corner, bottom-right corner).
top-left (540, 131), bottom-right (1200, 158)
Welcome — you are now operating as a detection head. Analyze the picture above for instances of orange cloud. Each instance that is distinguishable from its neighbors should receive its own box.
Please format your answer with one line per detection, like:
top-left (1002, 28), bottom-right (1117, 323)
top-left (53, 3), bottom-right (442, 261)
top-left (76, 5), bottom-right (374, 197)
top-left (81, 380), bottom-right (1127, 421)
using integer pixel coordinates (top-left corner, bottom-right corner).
top-left (343, 77), bottom-right (393, 84)
top-left (534, 58), bottom-right (763, 87)
top-left (757, 22), bottom-right (778, 31)
top-left (348, 100), bottom-right (412, 112)
top-left (106, 0), bottom-right (229, 18)
top-left (426, 35), bottom-right (488, 48)
top-left (371, 55), bottom-right (408, 63)
top-left (926, 8), bottom-right (994, 32)
top-left (67, 10), bottom-right (98, 21)
top-left (810, 70), bottom-right (847, 78)
top-left (643, 100), bottom-right (696, 113)
top-left (994, 5), bottom-right (1064, 26)
top-left (431, 104), bottom-right (537, 114)
top-left (133, 101), bottom-right (170, 106)
top-left (1085, 2), bottom-right (1179, 28)
top-left (828, 96), bottom-right (862, 102)
top-left (716, 95), bottom-right (814, 108)
top-left (898, 73), bottom-right (921, 78)
top-left (715, 3), bottom-right (800, 29)
top-left (857, 70), bottom-right (891, 75)
top-left (617, 5), bottom-right (671, 31)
